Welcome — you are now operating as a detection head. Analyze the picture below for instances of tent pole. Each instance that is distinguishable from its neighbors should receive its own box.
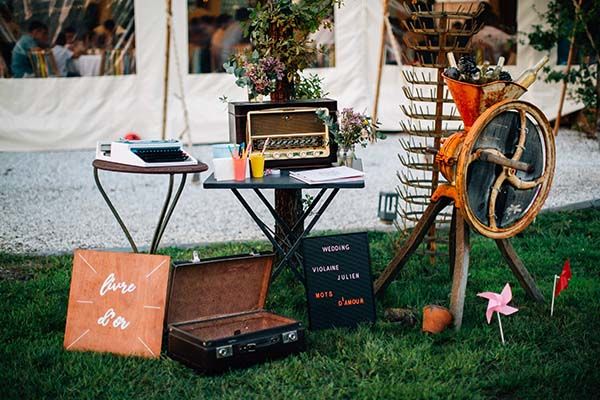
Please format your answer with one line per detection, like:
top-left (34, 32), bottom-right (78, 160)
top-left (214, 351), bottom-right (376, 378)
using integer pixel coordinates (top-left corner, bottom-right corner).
top-left (372, 0), bottom-right (390, 123)
top-left (553, 0), bottom-right (583, 136)
top-left (161, 0), bottom-right (172, 140)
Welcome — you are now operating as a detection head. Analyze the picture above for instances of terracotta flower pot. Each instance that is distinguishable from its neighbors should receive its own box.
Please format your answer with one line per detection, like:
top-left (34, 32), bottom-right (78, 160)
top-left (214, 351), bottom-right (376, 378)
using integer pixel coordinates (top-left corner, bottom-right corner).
top-left (422, 305), bottom-right (453, 334)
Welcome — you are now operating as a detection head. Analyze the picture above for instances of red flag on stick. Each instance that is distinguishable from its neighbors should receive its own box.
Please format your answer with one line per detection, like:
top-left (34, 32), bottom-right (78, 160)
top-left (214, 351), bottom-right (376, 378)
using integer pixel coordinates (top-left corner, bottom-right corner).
top-left (551, 259), bottom-right (572, 317)
top-left (555, 259), bottom-right (572, 297)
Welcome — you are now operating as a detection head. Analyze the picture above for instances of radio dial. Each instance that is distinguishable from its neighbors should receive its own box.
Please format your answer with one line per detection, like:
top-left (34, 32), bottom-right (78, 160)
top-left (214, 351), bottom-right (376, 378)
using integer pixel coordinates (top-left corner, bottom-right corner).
top-left (273, 152), bottom-right (280, 159)
top-left (287, 152), bottom-right (294, 158)
top-left (300, 152), bottom-right (307, 157)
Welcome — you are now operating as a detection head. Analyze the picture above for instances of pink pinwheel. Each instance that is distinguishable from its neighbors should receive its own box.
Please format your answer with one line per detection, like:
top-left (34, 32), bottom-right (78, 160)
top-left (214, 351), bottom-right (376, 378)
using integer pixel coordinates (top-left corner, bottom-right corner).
top-left (477, 283), bottom-right (519, 323)
top-left (477, 283), bottom-right (519, 344)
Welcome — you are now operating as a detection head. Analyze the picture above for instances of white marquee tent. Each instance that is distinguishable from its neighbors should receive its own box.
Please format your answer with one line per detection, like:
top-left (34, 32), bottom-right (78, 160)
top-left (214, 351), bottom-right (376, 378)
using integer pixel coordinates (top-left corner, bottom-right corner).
top-left (0, 0), bottom-right (582, 151)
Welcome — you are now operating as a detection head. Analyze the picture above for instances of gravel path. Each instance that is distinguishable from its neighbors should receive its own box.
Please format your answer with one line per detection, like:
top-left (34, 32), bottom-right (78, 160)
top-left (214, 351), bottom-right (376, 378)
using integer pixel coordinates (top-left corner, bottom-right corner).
top-left (1, 129), bottom-right (598, 255)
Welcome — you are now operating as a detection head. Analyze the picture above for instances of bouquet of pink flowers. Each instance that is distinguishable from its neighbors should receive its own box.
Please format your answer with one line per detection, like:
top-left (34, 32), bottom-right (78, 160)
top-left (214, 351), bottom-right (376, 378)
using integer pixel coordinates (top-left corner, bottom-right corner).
top-left (317, 107), bottom-right (382, 150)
top-left (224, 51), bottom-right (285, 99)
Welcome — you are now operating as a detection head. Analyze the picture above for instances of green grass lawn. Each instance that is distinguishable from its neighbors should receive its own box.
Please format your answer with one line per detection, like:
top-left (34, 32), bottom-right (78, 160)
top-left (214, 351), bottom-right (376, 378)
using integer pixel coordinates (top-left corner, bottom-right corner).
top-left (1, 209), bottom-right (599, 399)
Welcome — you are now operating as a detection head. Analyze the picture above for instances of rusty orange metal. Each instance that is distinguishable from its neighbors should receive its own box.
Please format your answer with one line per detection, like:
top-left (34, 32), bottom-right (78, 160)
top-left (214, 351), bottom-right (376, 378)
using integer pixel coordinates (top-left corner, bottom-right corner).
top-left (444, 77), bottom-right (527, 130)
top-left (435, 131), bottom-right (466, 183)
top-left (433, 77), bottom-right (530, 211)
top-left (431, 184), bottom-right (460, 207)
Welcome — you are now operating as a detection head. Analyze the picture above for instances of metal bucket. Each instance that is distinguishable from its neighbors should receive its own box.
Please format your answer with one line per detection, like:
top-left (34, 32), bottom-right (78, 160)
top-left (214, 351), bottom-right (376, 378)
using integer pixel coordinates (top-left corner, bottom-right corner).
top-left (444, 77), bottom-right (527, 130)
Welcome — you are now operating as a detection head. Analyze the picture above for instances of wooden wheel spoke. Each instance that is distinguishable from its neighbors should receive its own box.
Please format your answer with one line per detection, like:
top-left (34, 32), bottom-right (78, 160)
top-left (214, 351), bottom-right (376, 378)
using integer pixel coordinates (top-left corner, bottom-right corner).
top-left (512, 109), bottom-right (528, 162)
top-left (488, 171), bottom-right (507, 229)
top-left (506, 174), bottom-right (544, 190)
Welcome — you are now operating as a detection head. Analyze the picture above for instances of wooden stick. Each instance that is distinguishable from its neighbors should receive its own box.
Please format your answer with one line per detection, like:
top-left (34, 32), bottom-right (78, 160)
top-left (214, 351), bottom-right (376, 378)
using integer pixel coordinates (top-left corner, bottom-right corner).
top-left (497, 313), bottom-right (505, 345)
top-left (372, 0), bottom-right (390, 123)
top-left (553, 0), bottom-right (584, 136)
top-left (161, 0), bottom-right (172, 140)
top-left (550, 276), bottom-right (557, 316)
top-left (478, 150), bottom-right (533, 172)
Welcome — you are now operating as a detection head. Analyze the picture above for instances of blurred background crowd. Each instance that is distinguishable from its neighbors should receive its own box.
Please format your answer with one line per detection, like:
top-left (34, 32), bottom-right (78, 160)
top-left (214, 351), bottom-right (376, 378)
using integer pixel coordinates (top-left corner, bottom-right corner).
top-left (0, 0), bottom-right (135, 78)
top-left (187, 0), bottom-right (335, 74)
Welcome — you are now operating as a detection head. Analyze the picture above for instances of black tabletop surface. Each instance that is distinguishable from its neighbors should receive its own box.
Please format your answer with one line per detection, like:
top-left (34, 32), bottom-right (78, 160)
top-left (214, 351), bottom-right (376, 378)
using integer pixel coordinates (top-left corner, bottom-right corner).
top-left (93, 159), bottom-right (209, 174)
top-left (203, 170), bottom-right (365, 189)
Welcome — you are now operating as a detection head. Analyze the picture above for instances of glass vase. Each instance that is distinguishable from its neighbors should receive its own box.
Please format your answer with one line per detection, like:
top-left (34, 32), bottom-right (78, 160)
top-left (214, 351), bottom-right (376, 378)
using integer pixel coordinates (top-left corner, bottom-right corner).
top-left (337, 146), bottom-right (355, 167)
top-left (248, 93), bottom-right (264, 102)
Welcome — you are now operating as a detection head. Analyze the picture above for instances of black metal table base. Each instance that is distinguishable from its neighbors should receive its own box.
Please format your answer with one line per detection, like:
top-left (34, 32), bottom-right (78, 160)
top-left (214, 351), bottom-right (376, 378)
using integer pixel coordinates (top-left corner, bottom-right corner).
top-left (231, 187), bottom-right (340, 284)
top-left (93, 168), bottom-right (187, 254)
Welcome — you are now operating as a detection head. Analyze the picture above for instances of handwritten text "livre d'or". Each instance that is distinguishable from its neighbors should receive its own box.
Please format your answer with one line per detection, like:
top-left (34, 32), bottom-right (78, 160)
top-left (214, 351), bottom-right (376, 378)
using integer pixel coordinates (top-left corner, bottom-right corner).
top-left (96, 273), bottom-right (137, 330)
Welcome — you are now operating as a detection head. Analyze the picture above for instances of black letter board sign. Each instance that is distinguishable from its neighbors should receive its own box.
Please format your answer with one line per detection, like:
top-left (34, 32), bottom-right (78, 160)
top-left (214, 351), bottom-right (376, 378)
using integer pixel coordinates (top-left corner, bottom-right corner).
top-left (301, 232), bottom-right (376, 330)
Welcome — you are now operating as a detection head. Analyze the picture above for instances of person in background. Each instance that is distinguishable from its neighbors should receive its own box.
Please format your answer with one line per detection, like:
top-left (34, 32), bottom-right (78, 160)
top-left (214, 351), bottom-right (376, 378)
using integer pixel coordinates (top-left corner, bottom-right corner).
top-left (64, 26), bottom-right (77, 47)
top-left (93, 19), bottom-right (124, 50)
top-left (471, 2), bottom-right (515, 64)
top-left (0, 4), bottom-right (20, 74)
top-left (189, 15), bottom-right (216, 73)
top-left (189, 0), bottom-right (210, 20)
top-left (210, 14), bottom-right (232, 72)
top-left (11, 20), bottom-right (48, 78)
top-left (52, 32), bottom-right (82, 77)
top-left (308, 16), bottom-right (335, 67)
top-left (220, 8), bottom-right (250, 69)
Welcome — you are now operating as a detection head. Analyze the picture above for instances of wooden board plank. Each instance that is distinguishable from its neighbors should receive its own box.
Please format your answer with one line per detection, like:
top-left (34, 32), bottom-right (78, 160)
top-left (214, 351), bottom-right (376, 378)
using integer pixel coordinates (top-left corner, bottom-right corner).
top-left (64, 250), bottom-right (170, 358)
top-left (496, 239), bottom-right (545, 302)
top-left (374, 197), bottom-right (450, 296)
top-left (449, 214), bottom-right (470, 329)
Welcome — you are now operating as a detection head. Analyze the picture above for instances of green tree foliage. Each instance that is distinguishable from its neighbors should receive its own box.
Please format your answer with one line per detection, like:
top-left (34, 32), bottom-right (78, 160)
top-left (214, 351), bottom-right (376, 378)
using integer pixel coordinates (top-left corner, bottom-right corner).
top-left (244, 0), bottom-right (341, 85)
top-left (527, 0), bottom-right (599, 133)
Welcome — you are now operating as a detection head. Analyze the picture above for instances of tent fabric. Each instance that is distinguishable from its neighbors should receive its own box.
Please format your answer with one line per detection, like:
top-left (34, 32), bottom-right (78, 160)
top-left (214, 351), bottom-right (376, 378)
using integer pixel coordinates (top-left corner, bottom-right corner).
top-left (0, 0), bottom-right (584, 151)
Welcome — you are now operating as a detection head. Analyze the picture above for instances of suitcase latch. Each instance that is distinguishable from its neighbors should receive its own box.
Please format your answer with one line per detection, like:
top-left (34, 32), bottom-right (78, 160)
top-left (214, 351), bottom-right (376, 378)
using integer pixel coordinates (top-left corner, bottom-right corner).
top-left (282, 330), bottom-right (298, 344)
top-left (216, 345), bottom-right (233, 358)
top-left (240, 343), bottom-right (256, 353)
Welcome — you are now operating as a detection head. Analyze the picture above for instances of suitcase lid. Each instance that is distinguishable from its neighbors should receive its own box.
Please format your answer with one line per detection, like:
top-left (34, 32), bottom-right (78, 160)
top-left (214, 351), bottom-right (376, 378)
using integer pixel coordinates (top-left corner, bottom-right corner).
top-left (166, 253), bottom-right (273, 325)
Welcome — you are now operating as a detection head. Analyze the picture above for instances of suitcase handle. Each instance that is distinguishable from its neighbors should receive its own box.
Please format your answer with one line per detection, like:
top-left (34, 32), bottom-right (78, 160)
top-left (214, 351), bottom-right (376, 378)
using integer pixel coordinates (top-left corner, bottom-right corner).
top-left (236, 334), bottom-right (281, 354)
top-left (235, 330), bottom-right (298, 354)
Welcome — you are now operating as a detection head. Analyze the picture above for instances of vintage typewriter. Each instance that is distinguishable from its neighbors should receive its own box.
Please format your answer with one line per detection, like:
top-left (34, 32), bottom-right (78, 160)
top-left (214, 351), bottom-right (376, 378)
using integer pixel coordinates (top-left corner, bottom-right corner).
top-left (246, 107), bottom-right (334, 168)
top-left (95, 139), bottom-right (198, 167)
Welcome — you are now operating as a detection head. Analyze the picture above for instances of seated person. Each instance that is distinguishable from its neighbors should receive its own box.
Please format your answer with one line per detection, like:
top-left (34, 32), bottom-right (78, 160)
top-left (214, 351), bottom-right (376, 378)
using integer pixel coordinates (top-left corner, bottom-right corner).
top-left (93, 19), bottom-right (125, 50)
top-left (64, 26), bottom-right (77, 48)
top-left (11, 20), bottom-right (48, 78)
top-left (52, 32), bottom-right (83, 77)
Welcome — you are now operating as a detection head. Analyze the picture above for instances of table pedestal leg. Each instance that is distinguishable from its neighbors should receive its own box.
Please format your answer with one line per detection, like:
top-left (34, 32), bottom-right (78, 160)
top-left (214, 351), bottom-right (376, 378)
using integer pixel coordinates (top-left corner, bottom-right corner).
top-left (94, 167), bottom-right (139, 253)
top-left (150, 173), bottom-right (187, 254)
top-left (231, 187), bottom-right (339, 284)
top-left (94, 168), bottom-right (187, 254)
top-left (271, 188), bottom-right (339, 282)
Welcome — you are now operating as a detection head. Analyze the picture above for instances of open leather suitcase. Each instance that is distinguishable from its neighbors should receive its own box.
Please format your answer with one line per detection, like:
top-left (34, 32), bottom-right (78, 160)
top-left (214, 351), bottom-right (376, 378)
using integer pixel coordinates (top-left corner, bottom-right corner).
top-left (165, 253), bottom-right (306, 374)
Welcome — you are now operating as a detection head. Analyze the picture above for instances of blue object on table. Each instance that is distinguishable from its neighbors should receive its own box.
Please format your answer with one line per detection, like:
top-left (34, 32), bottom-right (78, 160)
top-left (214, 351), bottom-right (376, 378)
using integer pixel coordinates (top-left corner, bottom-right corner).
top-left (212, 143), bottom-right (239, 159)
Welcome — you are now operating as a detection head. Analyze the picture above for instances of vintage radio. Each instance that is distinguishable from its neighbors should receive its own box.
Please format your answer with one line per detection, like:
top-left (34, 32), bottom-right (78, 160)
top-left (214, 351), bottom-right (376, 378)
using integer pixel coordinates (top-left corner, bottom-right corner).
top-left (228, 98), bottom-right (338, 168)
top-left (165, 253), bottom-right (305, 374)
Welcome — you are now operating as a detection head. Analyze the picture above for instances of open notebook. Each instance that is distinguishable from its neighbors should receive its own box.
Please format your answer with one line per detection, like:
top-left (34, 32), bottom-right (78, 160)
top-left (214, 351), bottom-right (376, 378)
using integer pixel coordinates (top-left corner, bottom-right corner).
top-left (290, 166), bottom-right (365, 185)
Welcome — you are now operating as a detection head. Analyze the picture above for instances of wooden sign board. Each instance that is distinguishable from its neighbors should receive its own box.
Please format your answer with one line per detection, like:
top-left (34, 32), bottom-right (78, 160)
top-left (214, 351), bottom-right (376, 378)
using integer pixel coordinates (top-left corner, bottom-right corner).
top-left (64, 249), bottom-right (170, 358)
top-left (302, 232), bottom-right (376, 330)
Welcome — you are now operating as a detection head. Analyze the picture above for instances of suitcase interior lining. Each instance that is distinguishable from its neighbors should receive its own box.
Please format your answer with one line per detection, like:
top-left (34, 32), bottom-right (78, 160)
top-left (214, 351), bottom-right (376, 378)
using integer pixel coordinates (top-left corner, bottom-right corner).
top-left (179, 311), bottom-right (295, 342)
top-left (167, 255), bottom-right (273, 325)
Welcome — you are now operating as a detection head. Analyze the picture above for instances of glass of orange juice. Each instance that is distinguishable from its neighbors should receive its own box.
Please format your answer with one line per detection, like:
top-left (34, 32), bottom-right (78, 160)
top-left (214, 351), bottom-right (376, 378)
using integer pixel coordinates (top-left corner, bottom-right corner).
top-left (249, 153), bottom-right (265, 178)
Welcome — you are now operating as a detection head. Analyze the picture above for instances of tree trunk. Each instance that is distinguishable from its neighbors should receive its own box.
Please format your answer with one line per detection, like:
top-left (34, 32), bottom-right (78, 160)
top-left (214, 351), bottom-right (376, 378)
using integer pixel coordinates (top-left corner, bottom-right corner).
top-left (264, 0), bottom-right (303, 262)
